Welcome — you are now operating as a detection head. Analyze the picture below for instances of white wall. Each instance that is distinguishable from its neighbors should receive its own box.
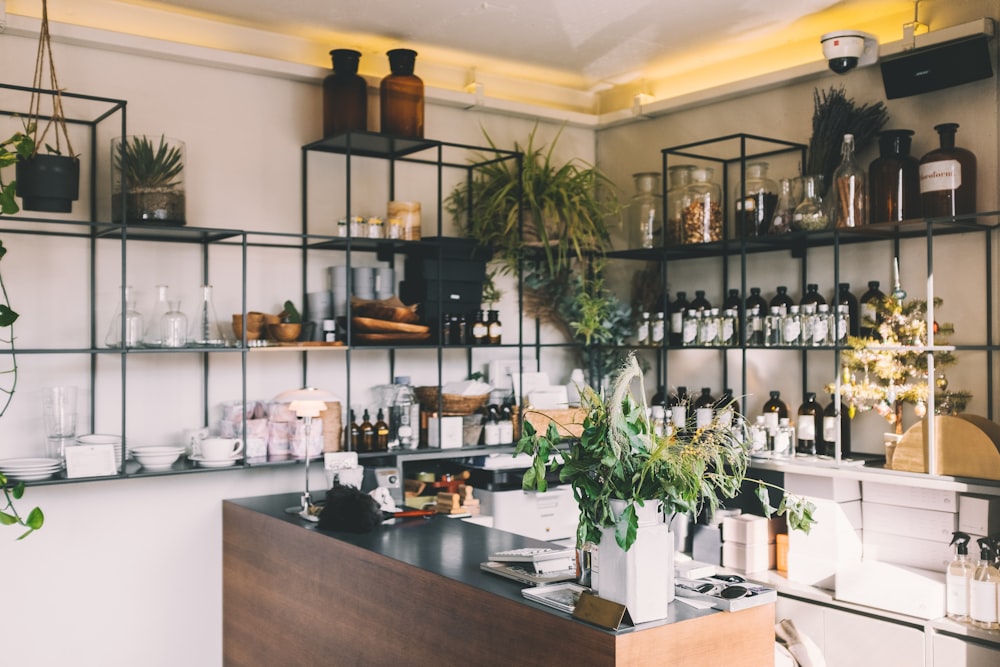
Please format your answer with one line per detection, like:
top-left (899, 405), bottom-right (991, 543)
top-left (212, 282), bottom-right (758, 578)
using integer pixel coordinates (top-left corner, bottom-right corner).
top-left (0, 28), bottom-right (591, 667)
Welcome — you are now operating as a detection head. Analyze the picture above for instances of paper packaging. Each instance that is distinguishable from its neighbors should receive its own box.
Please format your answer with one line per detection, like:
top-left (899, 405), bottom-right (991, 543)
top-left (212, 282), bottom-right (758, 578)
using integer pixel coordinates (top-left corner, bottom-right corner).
top-left (784, 473), bottom-right (860, 502)
top-left (861, 480), bottom-right (957, 512)
top-left (722, 541), bottom-right (776, 573)
top-left (861, 501), bottom-right (957, 543)
top-left (958, 494), bottom-right (1000, 536)
top-left (691, 523), bottom-right (723, 565)
top-left (786, 498), bottom-right (863, 587)
top-left (836, 561), bottom-right (946, 620)
top-left (722, 514), bottom-right (783, 544)
top-left (863, 530), bottom-right (954, 572)
top-left (65, 443), bottom-right (117, 478)
top-left (427, 416), bottom-right (464, 449)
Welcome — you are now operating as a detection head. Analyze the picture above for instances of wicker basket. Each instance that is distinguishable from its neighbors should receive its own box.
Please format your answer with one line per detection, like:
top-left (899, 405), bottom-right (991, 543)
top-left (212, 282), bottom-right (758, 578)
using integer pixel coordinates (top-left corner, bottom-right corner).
top-left (415, 386), bottom-right (489, 416)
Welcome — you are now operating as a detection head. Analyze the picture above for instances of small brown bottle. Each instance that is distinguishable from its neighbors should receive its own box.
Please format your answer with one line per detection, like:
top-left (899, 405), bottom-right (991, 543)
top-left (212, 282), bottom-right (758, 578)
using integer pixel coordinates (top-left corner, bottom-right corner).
top-left (380, 49), bottom-right (424, 138)
top-left (920, 123), bottom-right (977, 218)
top-left (323, 49), bottom-right (367, 138)
top-left (374, 408), bottom-right (390, 451)
top-left (347, 409), bottom-right (361, 451)
top-left (360, 409), bottom-right (375, 452)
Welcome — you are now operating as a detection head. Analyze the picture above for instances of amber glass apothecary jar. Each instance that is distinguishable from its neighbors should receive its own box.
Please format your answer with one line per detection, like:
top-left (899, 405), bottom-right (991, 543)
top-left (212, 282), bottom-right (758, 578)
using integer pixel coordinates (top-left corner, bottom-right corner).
top-left (380, 48), bottom-right (424, 138)
top-left (869, 129), bottom-right (919, 223)
top-left (323, 49), bottom-right (367, 138)
top-left (682, 167), bottom-right (722, 244)
top-left (919, 122), bottom-right (977, 218)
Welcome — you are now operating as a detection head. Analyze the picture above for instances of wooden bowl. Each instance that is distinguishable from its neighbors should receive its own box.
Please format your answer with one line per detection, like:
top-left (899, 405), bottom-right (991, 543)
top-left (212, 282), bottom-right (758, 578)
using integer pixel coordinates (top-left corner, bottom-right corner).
top-left (268, 322), bottom-right (302, 343)
top-left (232, 312), bottom-right (266, 341)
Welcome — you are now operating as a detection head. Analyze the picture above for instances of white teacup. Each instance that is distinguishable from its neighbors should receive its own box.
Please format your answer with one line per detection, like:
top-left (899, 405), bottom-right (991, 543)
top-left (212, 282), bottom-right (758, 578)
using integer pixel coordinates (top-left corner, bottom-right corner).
top-left (199, 437), bottom-right (243, 460)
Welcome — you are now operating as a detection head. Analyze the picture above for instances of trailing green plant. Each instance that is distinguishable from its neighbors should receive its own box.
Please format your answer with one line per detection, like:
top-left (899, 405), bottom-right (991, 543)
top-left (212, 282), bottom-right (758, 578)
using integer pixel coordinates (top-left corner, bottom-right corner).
top-left (804, 86), bottom-right (888, 189)
top-left (0, 239), bottom-right (43, 538)
top-left (115, 135), bottom-right (184, 190)
top-left (516, 353), bottom-right (815, 551)
top-left (0, 129), bottom-right (35, 215)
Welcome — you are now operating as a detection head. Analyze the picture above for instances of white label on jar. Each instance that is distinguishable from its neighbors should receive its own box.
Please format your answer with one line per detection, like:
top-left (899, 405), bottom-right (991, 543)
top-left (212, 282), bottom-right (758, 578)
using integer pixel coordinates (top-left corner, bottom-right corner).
top-left (946, 573), bottom-right (969, 617)
top-left (682, 319), bottom-right (699, 345)
top-left (969, 579), bottom-right (998, 623)
top-left (695, 407), bottom-right (713, 428)
top-left (823, 416), bottom-right (838, 442)
top-left (652, 318), bottom-right (664, 344)
top-left (751, 426), bottom-right (767, 452)
top-left (637, 321), bottom-right (649, 344)
top-left (798, 417), bottom-right (815, 440)
top-left (670, 406), bottom-right (686, 428)
top-left (919, 160), bottom-right (962, 193)
top-left (721, 318), bottom-right (735, 344)
top-left (782, 319), bottom-right (800, 343)
top-left (701, 320), bottom-right (718, 343)
top-left (774, 431), bottom-right (791, 456)
top-left (763, 412), bottom-right (779, 435)
top-left (671, 311), bottom-right (683, 333)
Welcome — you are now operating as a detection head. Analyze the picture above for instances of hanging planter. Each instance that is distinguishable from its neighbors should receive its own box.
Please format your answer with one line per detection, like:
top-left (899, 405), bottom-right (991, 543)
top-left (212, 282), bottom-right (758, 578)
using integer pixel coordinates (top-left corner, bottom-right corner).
top-left (17, 0), bottom-right (81, 214)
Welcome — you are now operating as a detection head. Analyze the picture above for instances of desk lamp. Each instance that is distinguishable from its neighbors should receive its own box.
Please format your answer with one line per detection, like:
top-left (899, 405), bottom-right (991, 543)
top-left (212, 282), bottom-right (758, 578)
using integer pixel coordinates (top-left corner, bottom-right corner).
top-left (274, 386), bottom-right (340, 520)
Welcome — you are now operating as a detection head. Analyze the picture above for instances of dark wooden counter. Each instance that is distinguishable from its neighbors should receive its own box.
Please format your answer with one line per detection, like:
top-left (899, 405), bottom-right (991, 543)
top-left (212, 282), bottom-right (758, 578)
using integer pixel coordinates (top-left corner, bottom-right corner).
top-left (223, 493), bottom-right (774, 666)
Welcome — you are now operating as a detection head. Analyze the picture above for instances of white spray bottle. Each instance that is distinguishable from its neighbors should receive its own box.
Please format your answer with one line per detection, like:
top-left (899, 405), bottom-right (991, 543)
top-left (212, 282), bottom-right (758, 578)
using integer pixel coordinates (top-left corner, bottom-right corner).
top-left (946, 532), bottom-right (972, 622)
top-left (969, 537), bottom-right (999, 629)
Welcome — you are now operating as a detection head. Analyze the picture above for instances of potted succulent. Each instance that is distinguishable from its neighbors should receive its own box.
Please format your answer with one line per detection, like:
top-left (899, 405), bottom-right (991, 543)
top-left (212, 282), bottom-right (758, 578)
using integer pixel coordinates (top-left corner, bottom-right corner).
top-left (516, 353), bottom-right (814, 621)
top-left (112, 134), bottom-right (186, 225)
top-left (15, 0), bottom-right (81, 214)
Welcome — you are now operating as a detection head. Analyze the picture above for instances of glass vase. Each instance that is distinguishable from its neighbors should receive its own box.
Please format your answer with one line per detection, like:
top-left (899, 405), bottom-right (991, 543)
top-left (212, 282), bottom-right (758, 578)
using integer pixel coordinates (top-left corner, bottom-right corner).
top-left (189, 285), bottom-right (228, 347)
top-left (105, 285), bottom-right (143, 348)
top-left (160, 301), bottom-right (188, 348)
top-left (792, 175), bottom-right (828, 231)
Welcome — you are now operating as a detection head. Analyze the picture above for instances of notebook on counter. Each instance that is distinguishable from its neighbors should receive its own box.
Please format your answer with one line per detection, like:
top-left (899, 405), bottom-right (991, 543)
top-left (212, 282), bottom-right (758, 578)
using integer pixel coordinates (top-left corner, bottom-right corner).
top-left (480, 561), bottom-right (578, 586)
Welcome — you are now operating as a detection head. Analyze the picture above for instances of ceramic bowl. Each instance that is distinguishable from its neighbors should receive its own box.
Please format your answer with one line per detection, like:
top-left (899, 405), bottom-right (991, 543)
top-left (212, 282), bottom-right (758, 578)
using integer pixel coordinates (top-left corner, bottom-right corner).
top-left (129, 445), bottom-right (184, 471)
top-left (232, 312), bottom-right (266, 341)
top-left (268, 322), bottom-right (302, 343)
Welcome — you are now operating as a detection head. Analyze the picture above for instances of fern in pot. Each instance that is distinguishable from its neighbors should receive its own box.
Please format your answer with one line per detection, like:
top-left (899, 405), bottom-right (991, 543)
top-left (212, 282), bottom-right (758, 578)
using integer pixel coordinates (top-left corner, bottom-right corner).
top-left (112, 134), bottom-right (186, 225)
top-left (516, 353), bottom-right (814, 622)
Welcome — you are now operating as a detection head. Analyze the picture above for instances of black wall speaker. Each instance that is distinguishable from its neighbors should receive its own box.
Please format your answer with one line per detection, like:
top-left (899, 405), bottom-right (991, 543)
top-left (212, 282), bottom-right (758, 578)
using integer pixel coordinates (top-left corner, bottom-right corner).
top-left (881, 35), bottom-right (994, 99)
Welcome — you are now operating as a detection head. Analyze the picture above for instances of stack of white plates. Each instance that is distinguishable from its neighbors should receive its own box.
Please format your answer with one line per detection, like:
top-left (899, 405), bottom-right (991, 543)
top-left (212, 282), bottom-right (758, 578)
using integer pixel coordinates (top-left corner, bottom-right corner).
top-left (0, 457), bottom-right (64, 482)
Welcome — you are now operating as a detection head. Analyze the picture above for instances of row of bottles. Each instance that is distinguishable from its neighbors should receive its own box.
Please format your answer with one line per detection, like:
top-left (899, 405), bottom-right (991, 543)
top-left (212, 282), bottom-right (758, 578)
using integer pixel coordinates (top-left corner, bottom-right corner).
top-left (482, 404), bottom-right (516, 446)
top-left (346, 377), bottom-right (420, 452)
top-left (440, 310), bottom-right (503, 345)
top-left (637, 123), bottom-right (977, 247)
top-left (947, 533), bottom-right (1000, 630)
top-left (323, 48), bottom-right (424, 139)
top-left (648, 386), bottom-right (740, 435)
top-left (750, 390), bottom-right (850, 459)
top-left (637, 281), bottom-right (883, 348)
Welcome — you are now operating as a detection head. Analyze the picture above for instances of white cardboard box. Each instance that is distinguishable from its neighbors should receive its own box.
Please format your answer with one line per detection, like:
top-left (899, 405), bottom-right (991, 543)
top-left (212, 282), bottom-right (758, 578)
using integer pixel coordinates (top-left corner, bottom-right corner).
top-left (721, 514), bottom-right (782, 544)
top-left (784, 473), bottom-right (861, 502)
top-left (786, 551), bottom-right (857, 589)
top-left (863, 530), bottom-right (954, 572)
top-left (862, 501), bottom-right (957, 543)
top-left (861, 481), bottom-right (957, 512)
top-left (427, 416), bottom-right (464, 449)
top-left (722, 541), bottom-right (776, 573)
top-left (959, 494), bottom-right (1000, 536)
top-left (476, 486), bottom-right (577, 541)
top-left (836, 561), bottom-right (946, 620)
top-left (788, 498), bottom-right (863, 552)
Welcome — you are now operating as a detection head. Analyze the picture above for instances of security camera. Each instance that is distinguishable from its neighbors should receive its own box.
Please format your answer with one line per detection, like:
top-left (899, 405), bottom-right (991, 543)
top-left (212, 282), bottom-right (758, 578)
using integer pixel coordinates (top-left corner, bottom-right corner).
top-left (821, 30), bottom-right (879, 74)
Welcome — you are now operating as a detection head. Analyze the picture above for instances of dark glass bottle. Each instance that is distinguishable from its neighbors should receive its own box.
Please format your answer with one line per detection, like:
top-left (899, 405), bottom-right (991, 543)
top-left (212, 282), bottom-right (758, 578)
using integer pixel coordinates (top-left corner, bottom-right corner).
top-left (471, 310), bottom-right (488, 345)
top-left (762, 390), bottom-right (788, 448)
top-left (347, 409), bottom-right (361, 451)
top-left (487, 310), bottom-right (502, 345)
top-left (668, 291), bottom-right (689, 346)
top-left (920, 123), bottom-right (976, 218)
top-left (837, 283), bottom-right (860, 337)
top-left (718, 388), bottom-right (740, 419)
top-left (374, 408), bottom-right (390, 451)
top-left (745, 287), bottom-right (768, 346)
top-left (693, 387), bottom-right (716, 428)
top-left (860, 280), bottom-right (886, 339)
top-left (380, 48), bottom-right (424, 138)
top-left (360, 409), bottom-right (375, 452)
top-left (823, 395), bottom-right (852, 458)
top-left (769, 286), bottom-right (793, 315)
top-left (690, 290), bottom-right (712, 311)
top-left (796, 392), bottom-right (821, 456)
top-left (869, 129), bottom-right (919, 223)
top-left (323, 49), bottom-right (367, 138)
top-left (651, 385), bottom-right (666, 409)
top-left (800, 283), bottom-right (826, 307)
top-left (723, 288), bottom-right (743, 343)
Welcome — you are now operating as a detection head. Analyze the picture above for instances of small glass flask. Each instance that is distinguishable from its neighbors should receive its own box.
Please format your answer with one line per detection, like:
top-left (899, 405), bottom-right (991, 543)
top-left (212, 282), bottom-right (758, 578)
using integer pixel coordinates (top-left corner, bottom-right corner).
top-left (160, 301), bottom-right (188, 348)
top-left (792, 174), bottom-right (828, 231)
top-left (629, 171), bottom-right (663, 249)
top-left (322, 49), bottom-right (367, 138)
top-left (380, 48), bottom-right (424, 138)
top-left (143, 284), bottom-right (171, 347)
top-left (105, 285), bottom-right (143, 348)
top-left (831, 133), bottom-right (867, 229)
top-left (768, 177), bottom-right (795, 234)
top-left (189, 284), bottom-right (228, 347)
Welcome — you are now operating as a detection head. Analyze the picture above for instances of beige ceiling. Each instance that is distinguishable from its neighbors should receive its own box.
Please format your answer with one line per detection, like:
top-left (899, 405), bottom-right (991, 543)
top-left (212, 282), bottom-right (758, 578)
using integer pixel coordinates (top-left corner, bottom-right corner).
top-left (6, 0), bottom-right (938, 113)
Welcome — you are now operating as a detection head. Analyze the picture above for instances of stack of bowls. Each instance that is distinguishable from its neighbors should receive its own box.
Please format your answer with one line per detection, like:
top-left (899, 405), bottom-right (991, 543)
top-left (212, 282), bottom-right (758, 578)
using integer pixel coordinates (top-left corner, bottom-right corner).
top-left (129, 445), bottom-right (185, 471)
top-left (76, 433), bottom-right (124, 471)
top-left (0, 457), bottom-right (63, 481)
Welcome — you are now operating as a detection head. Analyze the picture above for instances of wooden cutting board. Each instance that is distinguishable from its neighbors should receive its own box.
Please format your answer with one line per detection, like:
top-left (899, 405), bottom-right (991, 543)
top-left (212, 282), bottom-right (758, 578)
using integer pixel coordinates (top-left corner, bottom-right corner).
top-left (352, 317), bottom-right (429, 334)
top-left (354, 332), bottom-right (430, 342)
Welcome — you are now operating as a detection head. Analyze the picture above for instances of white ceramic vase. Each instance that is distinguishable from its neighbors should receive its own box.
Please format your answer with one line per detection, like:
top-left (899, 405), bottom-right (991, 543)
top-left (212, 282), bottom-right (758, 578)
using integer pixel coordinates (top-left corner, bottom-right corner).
top-left (596, 498), bottom-right (673, 624)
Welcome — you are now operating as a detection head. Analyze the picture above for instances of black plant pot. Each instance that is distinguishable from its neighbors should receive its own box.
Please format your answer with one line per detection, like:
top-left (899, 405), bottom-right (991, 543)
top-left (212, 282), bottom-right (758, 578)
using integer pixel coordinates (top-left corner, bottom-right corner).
top-left (16, 154), bottom-right (81, 213)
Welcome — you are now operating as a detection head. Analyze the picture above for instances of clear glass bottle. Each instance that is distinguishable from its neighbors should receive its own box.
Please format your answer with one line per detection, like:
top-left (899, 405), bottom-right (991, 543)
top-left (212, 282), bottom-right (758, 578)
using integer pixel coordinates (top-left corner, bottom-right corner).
top-left (390, 376), bottom-right (419, 450)
top-left (682, 167), bottom-right (722, 244)
top-left (920, 123), bottom-right (977, 218)
top-left (105, 285), bottom-right (143, 348)
top-left (792, 174), bottom-right (828, 231)
top-left (781, 305), bottom-right (802, 346)
top-left (665, 165), bottom-right (694, 246)
top-left (869, 129), bottom-right (919, 223)
top-left (636, 311), bottom-right (651, 345)
top-left (143, 284), bottom-right (171, 347)
top-left (768, 177), bottom-right (796, 234)
top-left (774, 417), bottom-right (795, 458)
top-left (946, 532), bottom-right (973, 622)
top-left (160, 301), bottom-right (188, 348)
top-left (813, 304), bottom-right (832, 347)
top-left (699, 308), bottom-right (720, 347)
top-left (764, 306), bottom-right (782, 347)
top-left (831, 133), bottom-right (867, 229)
top-left (629, 171), bottom-right (663, 249)
top-left (750, 415), bottom-right (769, 456)
top-left (380, 48), bottom-right (424, 138)
top-left (681, 309), bottom-right (699, 347)
top-left (734, 161), bottom-right (778, 238)
top-left (834, 304), bottom-right (850, 346)
top-left (799, 303), bottom-right (816, 347)
top-left (189, 284), bottom-right (227, 347)
top-left (651, 311), bottom-right (665, 345)
top-left (323, 49), bottom-right (367, 138)
top-left (720, 308), bottom-right (737, 347)
top-left (969, 537), bottom-right (1000, 630)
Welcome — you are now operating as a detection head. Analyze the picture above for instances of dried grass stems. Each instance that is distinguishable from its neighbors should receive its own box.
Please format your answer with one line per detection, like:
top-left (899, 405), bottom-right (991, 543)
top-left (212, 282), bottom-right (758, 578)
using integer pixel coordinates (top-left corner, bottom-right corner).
top-left (804, 86), bottom-right (888, 188)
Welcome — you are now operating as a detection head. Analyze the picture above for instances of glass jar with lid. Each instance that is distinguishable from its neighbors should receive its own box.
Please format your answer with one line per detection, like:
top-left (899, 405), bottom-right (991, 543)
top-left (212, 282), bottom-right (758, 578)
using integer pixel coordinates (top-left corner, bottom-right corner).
top-left (665, 164), bottom-right (694, 246)
top-left (869, 129), bottom-right (919, 223)
top-left (733, 161), bottom-right (778, 238)
top-left (628, 171), bottom-right (663, 249)
top-left (682, 167), bottom-right (722, 244)
top-left (792, 174), bottom-right (828, 231)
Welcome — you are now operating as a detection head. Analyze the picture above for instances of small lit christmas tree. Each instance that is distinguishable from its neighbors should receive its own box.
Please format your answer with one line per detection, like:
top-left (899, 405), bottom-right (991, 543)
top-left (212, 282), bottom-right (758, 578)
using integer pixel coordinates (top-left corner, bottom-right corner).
top-left (833, 294), bottom-right (969, 435)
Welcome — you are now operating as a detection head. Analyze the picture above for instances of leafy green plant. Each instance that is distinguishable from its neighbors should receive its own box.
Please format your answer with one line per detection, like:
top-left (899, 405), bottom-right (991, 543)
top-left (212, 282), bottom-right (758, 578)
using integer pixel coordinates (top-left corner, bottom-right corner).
top-left (0, 239), bottom-right (43, 538)
top-left (115, 135), bottom-right (184, 190)
top-left (281, 300), bottom-right (302, 324)
top-left (515, 353), bottom-right (814, 551)
top-left (0, 129), bottom-right (36, 215)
